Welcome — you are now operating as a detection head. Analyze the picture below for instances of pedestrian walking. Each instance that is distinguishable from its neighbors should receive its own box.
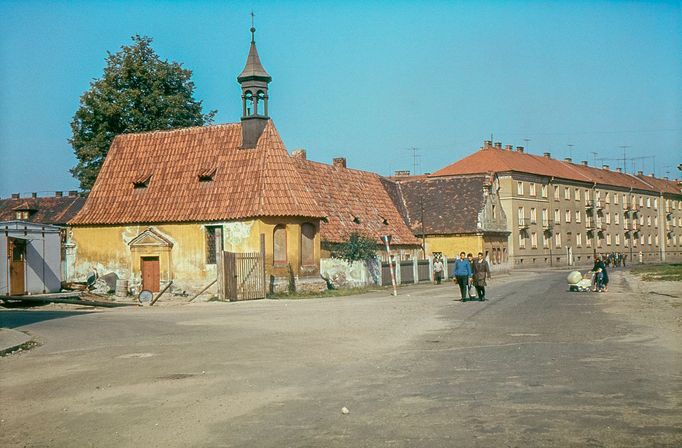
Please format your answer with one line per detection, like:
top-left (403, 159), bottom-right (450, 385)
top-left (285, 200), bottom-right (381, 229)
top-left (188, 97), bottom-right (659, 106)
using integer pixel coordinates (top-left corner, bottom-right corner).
top-left (433, 256), bottom-right (444, 285)
top-left (452, 252), bottom-right (472, 301)
top-left (472, 252), bottom-right (491, 301)
top-left (467, 253), bottom-right (475, 299)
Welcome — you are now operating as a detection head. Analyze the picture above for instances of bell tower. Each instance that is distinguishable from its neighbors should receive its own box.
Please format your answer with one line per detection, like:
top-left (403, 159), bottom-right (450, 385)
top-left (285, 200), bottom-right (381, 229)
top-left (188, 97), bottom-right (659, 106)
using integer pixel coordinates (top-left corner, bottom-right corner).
top-left (238, 15), bottom-right (272, 148)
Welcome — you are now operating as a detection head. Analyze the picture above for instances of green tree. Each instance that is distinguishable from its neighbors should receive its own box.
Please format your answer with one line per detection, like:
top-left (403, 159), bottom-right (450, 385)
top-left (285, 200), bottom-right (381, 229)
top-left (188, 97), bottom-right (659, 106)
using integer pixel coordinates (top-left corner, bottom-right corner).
top-left (70, 35), bottom-right (216, 190)
top-left (326, 233), bottom-right (380, 265)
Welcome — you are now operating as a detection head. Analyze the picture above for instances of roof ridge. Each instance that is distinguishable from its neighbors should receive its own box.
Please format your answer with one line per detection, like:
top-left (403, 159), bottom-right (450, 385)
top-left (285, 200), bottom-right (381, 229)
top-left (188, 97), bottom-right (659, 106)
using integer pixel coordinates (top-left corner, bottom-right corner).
top-left (114, 122), bottom-right (240, 139)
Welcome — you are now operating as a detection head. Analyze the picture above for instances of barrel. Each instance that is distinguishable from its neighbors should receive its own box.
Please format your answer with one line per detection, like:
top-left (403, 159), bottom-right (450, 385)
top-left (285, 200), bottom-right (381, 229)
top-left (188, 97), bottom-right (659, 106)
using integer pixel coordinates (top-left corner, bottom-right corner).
top-left (115, 279), bottom-right (129, 297)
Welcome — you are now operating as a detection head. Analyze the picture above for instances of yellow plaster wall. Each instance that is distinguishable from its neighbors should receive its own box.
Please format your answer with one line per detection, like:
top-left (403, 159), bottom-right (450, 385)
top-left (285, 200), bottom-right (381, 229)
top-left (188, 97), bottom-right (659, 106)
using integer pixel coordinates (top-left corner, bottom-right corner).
top-left (424, 234), bottom-right (484, 258)
top-left (70, 218), bottom-right (322, 291)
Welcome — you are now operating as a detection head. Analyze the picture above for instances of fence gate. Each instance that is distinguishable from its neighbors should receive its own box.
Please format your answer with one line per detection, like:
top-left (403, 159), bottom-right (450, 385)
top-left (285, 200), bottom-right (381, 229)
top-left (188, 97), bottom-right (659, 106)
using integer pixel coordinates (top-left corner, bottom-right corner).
top-left (217, 235), bottom-right (266, 301)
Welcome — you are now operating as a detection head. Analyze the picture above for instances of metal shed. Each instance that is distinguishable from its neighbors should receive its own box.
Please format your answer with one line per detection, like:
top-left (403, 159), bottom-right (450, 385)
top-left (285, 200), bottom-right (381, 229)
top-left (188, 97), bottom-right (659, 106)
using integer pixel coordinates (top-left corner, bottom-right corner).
top-left (1, 221), bottom-right (62, 296)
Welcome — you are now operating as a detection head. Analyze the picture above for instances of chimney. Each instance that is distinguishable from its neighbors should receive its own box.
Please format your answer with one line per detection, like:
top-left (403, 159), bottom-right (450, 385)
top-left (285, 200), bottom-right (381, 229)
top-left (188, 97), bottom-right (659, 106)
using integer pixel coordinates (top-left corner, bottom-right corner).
top-left (637, 170), bottom-right (643, 176)
top-left (615, 168), bottom-right (622, 173)
top-left (649, 172), bottom-right (654, 177)
top-left (505, 144), bottom-right (513, 151)
top-left (543, 152), bottom-right (551, 158)
top-left (483, 140), bottom-right (493, 148)
top-left (55, 191), bottom-right (63, 197)
top-left (664, 176), bottom-right (669, 181)
top-left (516, 146), bottom-right (524, 153)
top-left (393, 170), bottom-right (411, 177)
top-left (494, 142), bottom-right (502, 149)
top-left (68, 190), bottom-right (78, 197)
top-left (564, 157), bottom-right (572, 163)
top-left (581, 160), bottom-right (588, 166)
top-left (602, 165), bottom-right (609, 171)
top-left (11, 193), bottom-right (20, 199)
top-left (31, 192), bottom-right (37, 198)
top-left (291, 148), bottom-right (307, 160)
top-left (333, 157), bottom-right (347, 169)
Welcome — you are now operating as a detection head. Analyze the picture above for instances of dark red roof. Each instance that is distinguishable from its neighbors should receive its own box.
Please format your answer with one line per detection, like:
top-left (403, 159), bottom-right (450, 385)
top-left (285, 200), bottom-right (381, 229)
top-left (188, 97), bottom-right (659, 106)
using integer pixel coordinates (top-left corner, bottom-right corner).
top-left (432, 144), bottom-right (674, 193)
top-left (292, 157), bottom-right (420, 246)
top-left (70, 121), bottom-right (325, 225)
top-left (0, 195), bottom-right (85, 226)
top-left (391, 175), bottom-right (492, 235)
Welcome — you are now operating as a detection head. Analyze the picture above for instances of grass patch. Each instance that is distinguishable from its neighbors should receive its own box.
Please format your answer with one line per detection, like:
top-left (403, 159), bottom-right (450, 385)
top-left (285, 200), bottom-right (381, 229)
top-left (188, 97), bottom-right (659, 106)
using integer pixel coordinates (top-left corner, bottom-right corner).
top-left (631, 264), bottom-right (682, 282)
top-left (267, 286), bottom-right (387, 300)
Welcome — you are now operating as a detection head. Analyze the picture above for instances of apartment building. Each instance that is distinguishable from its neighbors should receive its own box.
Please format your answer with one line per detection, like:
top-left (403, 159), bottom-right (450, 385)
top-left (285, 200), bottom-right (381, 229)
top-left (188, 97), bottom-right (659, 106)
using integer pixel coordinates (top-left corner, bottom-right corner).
top-left (431, 141), bottom-right (682, 266)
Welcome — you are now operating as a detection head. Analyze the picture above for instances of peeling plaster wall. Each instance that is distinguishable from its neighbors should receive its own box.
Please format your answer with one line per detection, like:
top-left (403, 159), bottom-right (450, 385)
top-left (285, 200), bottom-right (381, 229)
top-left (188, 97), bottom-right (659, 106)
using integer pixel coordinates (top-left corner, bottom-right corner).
top-left (320, 258), bottom-right (379, 288)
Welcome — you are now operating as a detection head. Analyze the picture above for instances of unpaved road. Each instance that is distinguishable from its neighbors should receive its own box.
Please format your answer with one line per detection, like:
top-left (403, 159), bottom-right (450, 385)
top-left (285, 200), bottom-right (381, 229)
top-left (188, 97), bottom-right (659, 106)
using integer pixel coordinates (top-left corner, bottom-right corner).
top-left (1, 270), bottom-right (680, 447)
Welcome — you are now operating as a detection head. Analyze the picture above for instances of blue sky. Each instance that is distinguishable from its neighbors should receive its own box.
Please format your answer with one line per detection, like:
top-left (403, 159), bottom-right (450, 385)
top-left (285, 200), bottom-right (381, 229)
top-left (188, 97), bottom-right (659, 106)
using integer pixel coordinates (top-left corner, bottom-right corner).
top-left (0, 0), bottom-right (680, 197)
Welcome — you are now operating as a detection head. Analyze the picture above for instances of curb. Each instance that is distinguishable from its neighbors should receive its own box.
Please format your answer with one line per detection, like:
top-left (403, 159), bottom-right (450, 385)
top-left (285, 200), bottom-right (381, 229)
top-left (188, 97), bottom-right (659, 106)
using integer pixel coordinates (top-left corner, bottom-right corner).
top-left (0, 328), bottom-right (35, 356)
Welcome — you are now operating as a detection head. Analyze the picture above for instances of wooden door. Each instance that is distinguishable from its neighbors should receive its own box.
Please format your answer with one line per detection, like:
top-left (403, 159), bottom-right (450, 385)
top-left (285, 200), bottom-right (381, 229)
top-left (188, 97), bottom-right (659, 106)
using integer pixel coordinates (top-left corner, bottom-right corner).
top-left (9, 239), bottom-right (26, 296)
top-left (141, 256), bottom-right (160, 292)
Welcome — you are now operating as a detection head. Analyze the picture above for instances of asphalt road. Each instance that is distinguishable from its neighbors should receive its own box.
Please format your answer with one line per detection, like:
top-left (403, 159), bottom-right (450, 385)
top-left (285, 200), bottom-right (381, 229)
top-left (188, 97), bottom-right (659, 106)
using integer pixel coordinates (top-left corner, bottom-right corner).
top-left (1, 270), bottom-right (680, 447)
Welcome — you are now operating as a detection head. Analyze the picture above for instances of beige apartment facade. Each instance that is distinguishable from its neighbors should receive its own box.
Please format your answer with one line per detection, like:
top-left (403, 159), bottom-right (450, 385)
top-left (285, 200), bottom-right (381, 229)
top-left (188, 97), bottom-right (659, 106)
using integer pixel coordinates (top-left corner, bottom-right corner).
top-left (432, 141), bottom-right (682, 267)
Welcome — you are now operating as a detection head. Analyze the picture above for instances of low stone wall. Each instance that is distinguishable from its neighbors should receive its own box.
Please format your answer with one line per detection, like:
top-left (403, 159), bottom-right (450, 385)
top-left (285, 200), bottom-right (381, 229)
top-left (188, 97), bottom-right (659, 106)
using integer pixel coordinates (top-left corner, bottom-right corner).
top-left (320, 258), bottom-right (380, 289)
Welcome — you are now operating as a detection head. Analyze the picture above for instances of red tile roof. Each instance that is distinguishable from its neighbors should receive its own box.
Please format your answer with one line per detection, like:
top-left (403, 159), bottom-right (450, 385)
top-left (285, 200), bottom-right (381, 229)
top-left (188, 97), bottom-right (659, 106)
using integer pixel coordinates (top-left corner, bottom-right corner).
top-left (70, 121), bottom-right (325, 225)
top-left (292, 158), bottom-right (420, 246)
top-left (634, 174), bottom-right (682, 195)
top-left (0, 195), bottom-right (85, 226)
top-left (432, 145), bottom-right (677, 194)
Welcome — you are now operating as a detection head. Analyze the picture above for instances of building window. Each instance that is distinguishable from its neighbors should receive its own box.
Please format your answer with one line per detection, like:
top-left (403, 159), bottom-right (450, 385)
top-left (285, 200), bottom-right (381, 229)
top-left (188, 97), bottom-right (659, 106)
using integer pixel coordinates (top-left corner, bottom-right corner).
top-left (575, 188), bottom-right (580, 201)
top-left (529, 182), bottom-right (536, 196)
top-left (541, 185), bottom-right (548, 198)
top-left (586, 234), bottom-right (592, 247)
top-left (647, 234), bottom-right (652, 245)
top-left (518, 207), bottom-right (525, 225)
top-left (640, 235), bottom-right (645, 245)
top-left (614, 193), bottom-right (619, 205)
top-left (646, 197), bottom-right (651, 208)
top-left (605, 212), bottom-right (610, 224)
top-left (554, 209), bottom-right (560, 223)
top-left (542, 209), bottom-right (548, 226)
top-left (273, 225), bottom-right (287, 264)
top-left (543, 233), bottom-right (550, 248)
top-left (301, 223), bottom-right (316, 266)
top-left (519, 231), bottom-right (526, 249)
top-left (606, 234), bottom-right (611, 245)
top-left (647, 216), bottom-right (651, 226)
top-left (576, 233), bottom-right (582, 247)
top-left (554, 186), bottom-right (560, 201)
top-left (623, 194), bottom-right (627, 205)
top-left (654, 216), bottom-right (658, 227)
top-left (614, 213), bottom-right (619, 225)
top-left (605, 192), bottom-right (610, 203)
top-left (654, 198), bottom-right (658, 209)
top-left (205, 225), bottom-right (223, 265)
top-left (576, 210), bottom-right (581, 223)
top-left (565, 209), bottom-right (571, 223)
top-left (639, 196), bottom-right (644, 207)
top-left (517, 181), bottom-right (524, 195)
top-left (531, 232), bottom-right (537, 249)
top-left (15, 211), bottom-right (30, 220)
top-left (555, 232), bottom-right (561, 248)
top-left (530, 208), bottom-right (537, 224)
top-left (615, 234), bottom-right (620, 246)
top-left (564, 187), bottom-right (570, 200)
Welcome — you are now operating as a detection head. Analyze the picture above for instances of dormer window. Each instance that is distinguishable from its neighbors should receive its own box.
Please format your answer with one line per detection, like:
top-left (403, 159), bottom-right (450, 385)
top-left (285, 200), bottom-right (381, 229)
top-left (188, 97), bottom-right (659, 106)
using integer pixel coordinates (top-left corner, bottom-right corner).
top-left (382, 217), bottom-right (389, 225)
top-left (15, 211), bottom-right (30, 220)
top-left (133, 174), bottom-right (152, 189)
top-left (352, 216), bottom-right (361, 224)
top-left (198, 168), bottom-right (217, 183)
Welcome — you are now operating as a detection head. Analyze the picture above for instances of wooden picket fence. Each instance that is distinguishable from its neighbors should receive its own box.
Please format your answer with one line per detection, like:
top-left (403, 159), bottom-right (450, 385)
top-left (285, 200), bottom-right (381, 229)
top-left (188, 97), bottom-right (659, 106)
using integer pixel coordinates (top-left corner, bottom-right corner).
top-left (217, 235), bottom-right (266, 301)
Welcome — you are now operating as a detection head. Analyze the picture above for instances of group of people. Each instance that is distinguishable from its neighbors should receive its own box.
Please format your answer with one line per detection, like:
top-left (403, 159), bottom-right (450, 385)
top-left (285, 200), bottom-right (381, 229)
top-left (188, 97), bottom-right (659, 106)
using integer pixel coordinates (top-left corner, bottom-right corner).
top-left (432, 252), bottom-right (491, 301)
top-left (600, 252), bottom-right (627, 268)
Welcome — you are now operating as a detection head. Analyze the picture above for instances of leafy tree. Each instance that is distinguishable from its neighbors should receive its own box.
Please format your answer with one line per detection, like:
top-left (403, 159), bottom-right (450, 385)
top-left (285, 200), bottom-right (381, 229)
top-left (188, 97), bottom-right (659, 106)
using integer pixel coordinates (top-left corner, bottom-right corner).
top-left (70, 35), bottom-right (216, 190)
top-left (326, 233), bottom-right (380, 265)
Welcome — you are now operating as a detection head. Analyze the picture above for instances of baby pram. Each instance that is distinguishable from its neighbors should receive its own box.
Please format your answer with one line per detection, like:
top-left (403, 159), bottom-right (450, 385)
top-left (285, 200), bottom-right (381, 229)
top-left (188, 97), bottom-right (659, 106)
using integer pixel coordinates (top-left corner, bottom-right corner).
top-left (567, 271), bottom-right (593, 292)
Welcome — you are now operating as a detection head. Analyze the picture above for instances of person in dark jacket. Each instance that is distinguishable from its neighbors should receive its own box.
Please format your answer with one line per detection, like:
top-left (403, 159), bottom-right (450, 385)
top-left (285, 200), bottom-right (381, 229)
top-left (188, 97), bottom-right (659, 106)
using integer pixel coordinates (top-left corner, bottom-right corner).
top-left (453, 251), bottom-right (473, 301)
top-left (466, 253), bottom-right (475, 299)
top-left (591, 256), bottom-right (609, 292)
top-left (472, 252), bottom-right (491, 301)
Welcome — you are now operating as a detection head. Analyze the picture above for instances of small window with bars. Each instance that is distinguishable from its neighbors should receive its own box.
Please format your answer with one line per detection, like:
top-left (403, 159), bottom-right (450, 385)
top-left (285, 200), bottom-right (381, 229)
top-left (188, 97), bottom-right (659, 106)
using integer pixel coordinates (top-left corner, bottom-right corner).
top-left (205, 225), bottom-right (223, 264)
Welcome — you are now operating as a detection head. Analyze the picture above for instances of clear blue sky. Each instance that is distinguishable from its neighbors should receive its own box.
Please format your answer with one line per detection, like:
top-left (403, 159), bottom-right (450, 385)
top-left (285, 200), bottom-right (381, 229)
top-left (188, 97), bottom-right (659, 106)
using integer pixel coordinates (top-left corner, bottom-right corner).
top-left (1, 0), bottom-right (680, 198)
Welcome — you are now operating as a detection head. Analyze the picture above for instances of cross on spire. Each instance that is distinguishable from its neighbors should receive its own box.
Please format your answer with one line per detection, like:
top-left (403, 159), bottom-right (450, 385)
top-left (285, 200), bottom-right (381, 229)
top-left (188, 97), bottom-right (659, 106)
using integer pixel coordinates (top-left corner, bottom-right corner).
top-left (250, 11), bottom-right (256, 43)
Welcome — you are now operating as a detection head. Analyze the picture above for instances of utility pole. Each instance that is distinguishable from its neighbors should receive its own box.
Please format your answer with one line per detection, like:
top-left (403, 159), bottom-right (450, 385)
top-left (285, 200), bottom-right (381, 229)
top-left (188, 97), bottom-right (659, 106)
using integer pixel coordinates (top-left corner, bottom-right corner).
top-left (523, 138), bottom-right (531, 149)
top-left (567, 144), bottom-right (574, 160)
top-left (590, 151), bottom-right (598, 167)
